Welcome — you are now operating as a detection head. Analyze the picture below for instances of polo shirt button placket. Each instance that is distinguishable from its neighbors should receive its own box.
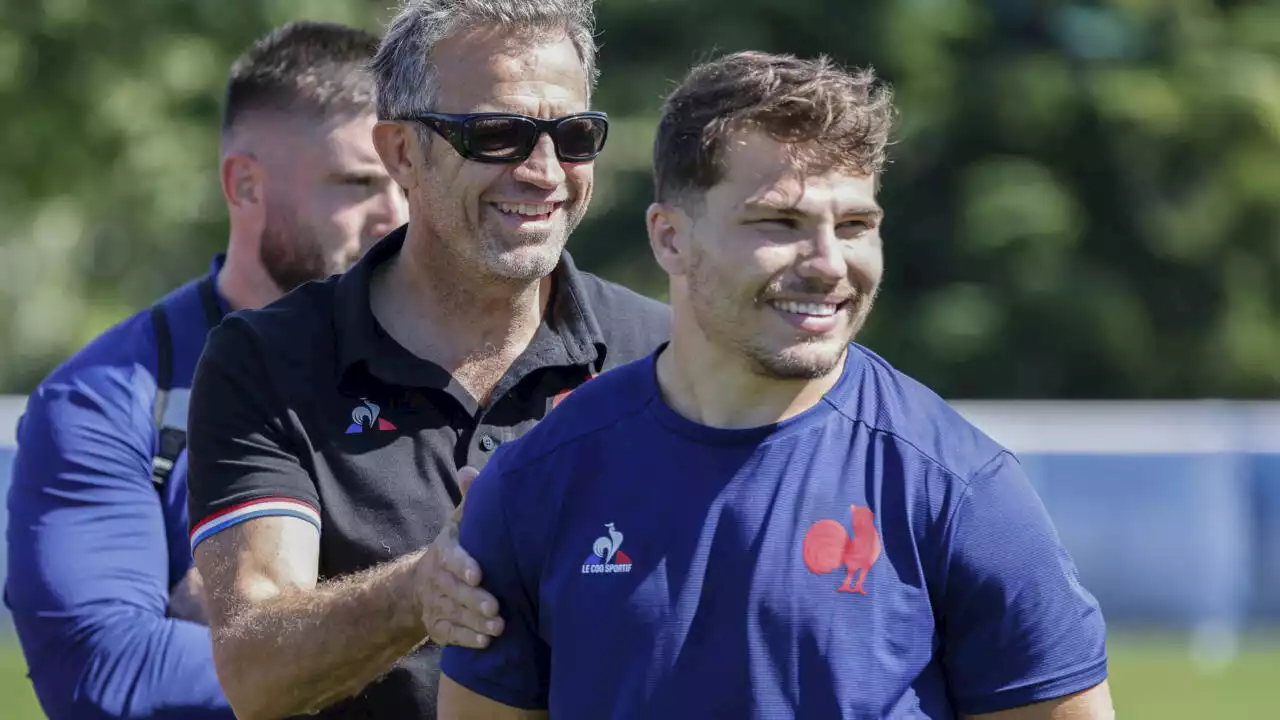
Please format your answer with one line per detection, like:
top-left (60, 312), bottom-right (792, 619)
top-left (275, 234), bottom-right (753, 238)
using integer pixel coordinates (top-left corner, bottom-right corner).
top-left (478, 433), bottom-right (498, 452)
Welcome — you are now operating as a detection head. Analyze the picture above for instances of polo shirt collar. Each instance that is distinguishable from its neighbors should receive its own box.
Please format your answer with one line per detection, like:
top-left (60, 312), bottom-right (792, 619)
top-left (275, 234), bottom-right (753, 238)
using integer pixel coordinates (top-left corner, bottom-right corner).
top-left (333, 224), bottom-right (606, 389)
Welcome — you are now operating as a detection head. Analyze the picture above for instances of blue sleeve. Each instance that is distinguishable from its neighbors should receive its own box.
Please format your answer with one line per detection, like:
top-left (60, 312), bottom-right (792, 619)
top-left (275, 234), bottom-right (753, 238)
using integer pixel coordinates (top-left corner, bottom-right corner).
top-left (938, 452), bottom-right (1108, 716)
top-left (4, 364), bottom-right (234, 719)
top-left (440, 450), bottom-right (550, 710)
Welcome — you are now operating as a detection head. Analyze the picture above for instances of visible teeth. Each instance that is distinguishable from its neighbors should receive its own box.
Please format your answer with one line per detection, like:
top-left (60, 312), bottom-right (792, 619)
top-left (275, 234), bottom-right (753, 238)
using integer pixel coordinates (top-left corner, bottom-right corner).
top-left (495, 202), bottom-right (556, 217)
top-left (771, 300), bottom-right (840, 316)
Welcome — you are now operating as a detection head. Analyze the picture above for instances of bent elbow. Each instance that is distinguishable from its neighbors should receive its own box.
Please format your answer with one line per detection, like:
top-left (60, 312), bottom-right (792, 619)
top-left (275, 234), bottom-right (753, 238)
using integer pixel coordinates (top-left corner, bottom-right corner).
top-left (213, 675), bottom-right (276, 720)
top-left (208, 647), bottom-right (267, 720)
top-left (209, 639), bottom-right (305, 720)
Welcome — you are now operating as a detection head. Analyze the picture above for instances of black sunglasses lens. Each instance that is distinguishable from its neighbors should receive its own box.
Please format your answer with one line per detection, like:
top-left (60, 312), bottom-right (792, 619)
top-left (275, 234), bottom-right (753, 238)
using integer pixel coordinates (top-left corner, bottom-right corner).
top-left (554, 116), bottom-right (607, 160)
top-left (463, 117), bottom-right (536, 159)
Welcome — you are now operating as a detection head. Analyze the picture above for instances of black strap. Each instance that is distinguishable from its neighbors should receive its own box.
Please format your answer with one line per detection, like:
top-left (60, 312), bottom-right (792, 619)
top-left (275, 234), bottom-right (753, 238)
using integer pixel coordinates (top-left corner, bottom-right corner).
top-left (150, 276), bottom-right (224, 491)
top-left (149, 304), bottom-right (174, 426)
top-left (149, 302), bottom-right (177, 490)
top-left (196, 275), bottom-right (222, 329)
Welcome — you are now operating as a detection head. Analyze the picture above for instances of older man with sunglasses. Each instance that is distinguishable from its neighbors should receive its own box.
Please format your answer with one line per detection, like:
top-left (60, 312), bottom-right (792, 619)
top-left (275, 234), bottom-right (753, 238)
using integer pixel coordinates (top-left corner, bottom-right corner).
top-left (181, 1), bottom-right (669, 718)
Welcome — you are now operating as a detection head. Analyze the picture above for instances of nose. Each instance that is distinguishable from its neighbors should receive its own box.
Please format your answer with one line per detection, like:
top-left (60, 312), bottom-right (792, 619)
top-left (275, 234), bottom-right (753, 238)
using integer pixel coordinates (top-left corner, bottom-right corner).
top-left (795, 228), bottom-right (847, 284)
top-left (511, 132), bottom-right (566, 189)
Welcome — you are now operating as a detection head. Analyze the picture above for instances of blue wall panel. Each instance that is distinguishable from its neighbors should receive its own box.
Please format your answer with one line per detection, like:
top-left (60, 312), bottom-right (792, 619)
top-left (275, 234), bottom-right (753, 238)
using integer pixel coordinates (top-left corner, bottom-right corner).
top-left (0, 403), bottom-right (1277, 632)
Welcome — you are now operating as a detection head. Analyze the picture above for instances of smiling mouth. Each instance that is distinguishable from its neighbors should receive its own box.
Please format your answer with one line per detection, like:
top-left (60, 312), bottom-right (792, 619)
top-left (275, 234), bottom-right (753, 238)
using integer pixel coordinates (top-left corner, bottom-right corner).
top-left (493, 201), bottom-right (560, 221)
top-left (768, 299), bottom-right (849, 317)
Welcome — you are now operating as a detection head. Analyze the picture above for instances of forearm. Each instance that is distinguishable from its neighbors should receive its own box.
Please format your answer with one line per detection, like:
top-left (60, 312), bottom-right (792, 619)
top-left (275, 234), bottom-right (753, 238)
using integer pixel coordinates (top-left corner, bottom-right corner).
top-left (15, 611), bottom-right (232, 720)
top-left (211, 550), bottom-right (428, 720)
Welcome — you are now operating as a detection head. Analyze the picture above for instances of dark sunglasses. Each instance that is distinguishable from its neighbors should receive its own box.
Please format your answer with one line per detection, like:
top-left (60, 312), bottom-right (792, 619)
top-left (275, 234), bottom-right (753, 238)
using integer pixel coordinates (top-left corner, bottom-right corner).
top-left (404, 111), bottom-right (609, 164)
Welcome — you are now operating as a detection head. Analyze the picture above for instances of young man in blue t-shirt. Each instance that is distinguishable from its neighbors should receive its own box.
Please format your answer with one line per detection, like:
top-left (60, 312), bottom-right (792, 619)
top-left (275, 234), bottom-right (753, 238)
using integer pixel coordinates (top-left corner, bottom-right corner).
top-left (438, 50), bottom-right (1113, 719)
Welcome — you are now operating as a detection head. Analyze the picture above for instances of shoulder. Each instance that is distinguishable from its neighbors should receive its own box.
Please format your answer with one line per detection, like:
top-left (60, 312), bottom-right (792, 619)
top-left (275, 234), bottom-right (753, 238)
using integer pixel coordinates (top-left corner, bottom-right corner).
top-left (471, 356), bottom-right (659, 560)
top-left (572, 270), bottom-right (670, 370)
top-left (218, 277), bottom-right (336, 342)
top-left (203, 278), bottom-right (338, 373)
top-left (831, 344), bottom-right (1009, 483)
top-left (27, 304), bottom-right (161, 425)
top-left (490, 354), bottom-right (658, 478)
top-left (13, 277), bottom-right (213, 464)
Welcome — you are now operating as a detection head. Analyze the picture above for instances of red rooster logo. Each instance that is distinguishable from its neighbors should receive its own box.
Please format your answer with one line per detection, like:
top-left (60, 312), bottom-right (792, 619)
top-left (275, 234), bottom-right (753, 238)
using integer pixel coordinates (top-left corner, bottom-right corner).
top-left (802, 505), bottom-right (882, 594)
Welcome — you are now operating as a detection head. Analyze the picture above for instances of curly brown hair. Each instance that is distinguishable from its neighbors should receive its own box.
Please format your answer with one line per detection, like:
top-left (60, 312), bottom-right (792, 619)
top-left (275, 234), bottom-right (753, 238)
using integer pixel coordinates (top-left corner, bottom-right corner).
top-left (653, 50), bottom-right (895, 203)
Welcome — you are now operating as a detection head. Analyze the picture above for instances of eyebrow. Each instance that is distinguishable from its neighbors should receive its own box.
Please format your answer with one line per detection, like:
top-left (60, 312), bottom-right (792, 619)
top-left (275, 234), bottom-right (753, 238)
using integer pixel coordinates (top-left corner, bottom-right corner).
top-left (742, 199), bottom-right (884, 220)
top-left (329, 170), bottom-right (387, 184)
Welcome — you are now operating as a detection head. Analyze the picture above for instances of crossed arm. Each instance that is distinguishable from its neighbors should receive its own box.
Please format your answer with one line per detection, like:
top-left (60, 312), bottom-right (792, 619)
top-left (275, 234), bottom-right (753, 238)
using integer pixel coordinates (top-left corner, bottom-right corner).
top-left (5, 373), bottom-right (232, 719)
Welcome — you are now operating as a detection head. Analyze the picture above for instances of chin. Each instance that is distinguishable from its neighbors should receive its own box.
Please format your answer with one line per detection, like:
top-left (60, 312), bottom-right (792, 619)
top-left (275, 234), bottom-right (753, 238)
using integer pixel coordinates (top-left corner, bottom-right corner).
top-left (485, 245), bottom-right (563, 282)
top-left (748, 338), bottom-right (850, 381)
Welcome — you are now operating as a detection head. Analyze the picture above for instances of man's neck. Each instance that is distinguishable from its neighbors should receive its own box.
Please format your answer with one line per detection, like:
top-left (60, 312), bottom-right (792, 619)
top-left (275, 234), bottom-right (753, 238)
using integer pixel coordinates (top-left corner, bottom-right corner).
top-left (655, 322), bottom-right (844, 431)
top-left (370, 225), bottom-right (552, 401)
top-left (216, 244), bottom-right (283, 312)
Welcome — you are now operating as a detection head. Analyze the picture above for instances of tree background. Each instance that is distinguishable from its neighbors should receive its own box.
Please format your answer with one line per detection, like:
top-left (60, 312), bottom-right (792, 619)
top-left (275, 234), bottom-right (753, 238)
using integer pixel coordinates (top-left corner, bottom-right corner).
top-left (1, 0), bottom-right (1277, 399)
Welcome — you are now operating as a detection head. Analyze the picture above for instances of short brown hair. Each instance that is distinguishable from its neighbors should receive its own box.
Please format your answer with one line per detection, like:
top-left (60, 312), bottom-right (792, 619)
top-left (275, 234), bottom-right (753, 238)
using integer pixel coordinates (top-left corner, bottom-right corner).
top-left (222, 21), bottom-right (381, 139)
top-left (653, 51), bottom-right (895, 203)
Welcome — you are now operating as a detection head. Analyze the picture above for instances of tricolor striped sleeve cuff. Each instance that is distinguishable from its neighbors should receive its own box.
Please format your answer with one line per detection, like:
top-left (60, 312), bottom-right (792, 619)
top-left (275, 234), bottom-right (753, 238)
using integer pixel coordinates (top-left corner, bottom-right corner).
top-left (189, 497), bottom-right (321, 552)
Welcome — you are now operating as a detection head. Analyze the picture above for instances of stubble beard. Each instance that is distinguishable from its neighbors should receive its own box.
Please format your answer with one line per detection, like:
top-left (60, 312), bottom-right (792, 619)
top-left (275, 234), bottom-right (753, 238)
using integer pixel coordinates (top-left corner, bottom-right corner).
top-left (259, 201), bottom-right (338, 294)
top-left (686, 248), bottom-right (875, 381)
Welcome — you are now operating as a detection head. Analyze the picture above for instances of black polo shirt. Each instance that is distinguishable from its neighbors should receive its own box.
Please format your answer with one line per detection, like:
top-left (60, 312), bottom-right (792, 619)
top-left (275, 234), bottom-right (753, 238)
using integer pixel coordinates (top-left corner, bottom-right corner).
top-left (185, 226), bottom-right (670, 718)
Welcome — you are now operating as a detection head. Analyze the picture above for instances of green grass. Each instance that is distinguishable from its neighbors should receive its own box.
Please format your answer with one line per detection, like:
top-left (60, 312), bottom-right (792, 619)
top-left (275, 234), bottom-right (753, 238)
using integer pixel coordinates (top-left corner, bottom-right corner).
top-left (0, 640), bottom-right (42, 719)
top-left (0, 633), bottom-right (1274, 718)
top-left (1106, 633), bottom-right (1277, 719)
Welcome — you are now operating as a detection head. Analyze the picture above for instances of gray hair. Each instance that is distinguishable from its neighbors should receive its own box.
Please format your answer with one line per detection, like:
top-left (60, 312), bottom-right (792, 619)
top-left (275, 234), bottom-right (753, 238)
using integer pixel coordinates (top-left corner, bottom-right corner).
top-left (371, 0), bottom-right (599, 120)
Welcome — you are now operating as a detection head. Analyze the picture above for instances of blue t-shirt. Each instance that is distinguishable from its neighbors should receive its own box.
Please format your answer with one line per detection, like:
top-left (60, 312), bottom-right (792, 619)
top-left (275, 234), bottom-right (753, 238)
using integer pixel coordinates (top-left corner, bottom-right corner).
top-left (441, 344), bottom-right (1107, 719)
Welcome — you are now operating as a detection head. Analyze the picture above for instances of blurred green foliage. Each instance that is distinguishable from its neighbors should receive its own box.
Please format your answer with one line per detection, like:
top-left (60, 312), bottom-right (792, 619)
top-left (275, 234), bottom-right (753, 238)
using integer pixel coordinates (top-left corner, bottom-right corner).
top-left (1, 0), bottom-right (1277, 398)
